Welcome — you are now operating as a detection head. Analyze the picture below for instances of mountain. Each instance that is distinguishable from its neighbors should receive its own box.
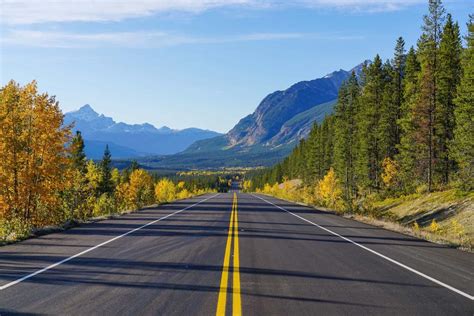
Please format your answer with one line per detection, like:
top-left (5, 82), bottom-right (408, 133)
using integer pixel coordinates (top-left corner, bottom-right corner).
top-left (138, 62), bottom-right (366, 169)
top-left (64, 105), bottom-right (222, 159)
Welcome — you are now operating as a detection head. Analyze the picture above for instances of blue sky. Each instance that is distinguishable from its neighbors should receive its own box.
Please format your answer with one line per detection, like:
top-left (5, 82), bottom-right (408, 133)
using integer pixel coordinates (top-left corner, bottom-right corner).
top-left (1, 1), bottom-right (471, 133)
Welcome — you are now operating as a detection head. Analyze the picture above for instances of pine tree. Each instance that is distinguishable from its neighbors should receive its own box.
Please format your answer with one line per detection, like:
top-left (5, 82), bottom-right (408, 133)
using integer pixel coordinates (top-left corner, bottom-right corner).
top-left (436, 13), bottom-right (462, 184)
top-left (356, 55), bottom-right (386, 191)
top-left (397, 47), bottom-right (421, 191)
top-left (65, 130), bottom-right (89, 219)
top-left (70, 131), bottom-right (87, 174)
top-left (129, 160), bottom-right (139, 171)
top-left (305, 123), bottom-right (322, 184)
top-left (321, 115), bottom-right (335, 174)
top-left (451, 15), bottom-right (474, 190)
top-left (98, 145), bottom-right (113, 195)
top-left (380, 59), bottom-right (399, 158)
top-left (416, 0), bottom-right (445, 191)
top-left (333, 72), bottom-right (360, 205)
top-left (393, 37), bottom-right (406, 148)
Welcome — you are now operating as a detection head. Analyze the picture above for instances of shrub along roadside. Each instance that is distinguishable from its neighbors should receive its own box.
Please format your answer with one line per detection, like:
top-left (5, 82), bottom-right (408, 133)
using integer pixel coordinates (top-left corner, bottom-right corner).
top-left (0, 187), bottom-right (215, 246)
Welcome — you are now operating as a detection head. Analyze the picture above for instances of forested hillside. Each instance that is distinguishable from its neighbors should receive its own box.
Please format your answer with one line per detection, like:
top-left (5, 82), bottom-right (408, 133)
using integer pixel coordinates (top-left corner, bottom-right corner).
top-left (140, 64), bottom-right (364, 169)
top-left (249, 2), bottom-right (473, 247)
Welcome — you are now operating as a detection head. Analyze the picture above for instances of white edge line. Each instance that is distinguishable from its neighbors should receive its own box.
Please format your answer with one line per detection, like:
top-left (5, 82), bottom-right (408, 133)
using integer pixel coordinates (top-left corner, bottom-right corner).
top-left (251, 194), bottom-right (474, 301)
top-left (0, 193), bottom-right (221, 291)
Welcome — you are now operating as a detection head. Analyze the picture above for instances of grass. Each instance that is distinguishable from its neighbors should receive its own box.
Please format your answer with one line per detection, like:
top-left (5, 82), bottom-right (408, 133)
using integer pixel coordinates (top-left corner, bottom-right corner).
top-left (259, 184), bottom-right (473, 252)
top-left (369, 189), bottom-right (474, 250)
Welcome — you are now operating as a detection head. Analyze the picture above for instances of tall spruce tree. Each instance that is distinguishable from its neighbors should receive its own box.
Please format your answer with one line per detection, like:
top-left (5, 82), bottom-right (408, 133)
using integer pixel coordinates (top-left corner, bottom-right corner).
top-left (356, 55), bottom-right (386, 191)
top-left (66, 130), bottom-right (89, 219)
top-left (416, 0), bottom-right (445, 191)
top-left (70, 131), bottom-right (87, 174)
top-left (437, 13), bottom-right (462, 184)
top-left (321, 115), bottom-right (335, 174)
top-left (333, 72), bottom-right (360, 205)
top-left (392, 37), bottom-right (406, 148)
top-left (451, 15), bottom-right (474, 190)
top-left (380, 59), bottom-right (399, 158)
top-left (98, 145), bottom-right (113, 195)
top-left (305, 123), bottom-right (320, 184)
top-left (397, 47), bottom-right (422, 191)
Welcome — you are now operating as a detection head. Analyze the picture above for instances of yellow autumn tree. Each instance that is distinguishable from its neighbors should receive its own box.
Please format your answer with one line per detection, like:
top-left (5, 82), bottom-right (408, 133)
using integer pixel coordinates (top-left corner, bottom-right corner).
top-left (111, 168), bottom-right (121, 188)
top-left (0, 81), bottom-right (71, 231)
top-left (116, 169), bottom-right (155, 210)
top-left (381, 157), bottom-right (399, 189)
top-left (315, 168), bottom-right (343, 210)
top-left (176, 181), bottom-right (192, 199)
top-left (128, 169), bottom-right (155, 208)
top-left (262, 183), bottom-right (272, 194)
top-left (177, 188), bottom-right (191, 199)
top-left (155, 178), bottom-right (177, 203)
top-left (85, 160), bottom-right (101, 195)
top-left (242, 180), bottom-right (252, 192)
top-left (177, 181), bottom-right (185, 190)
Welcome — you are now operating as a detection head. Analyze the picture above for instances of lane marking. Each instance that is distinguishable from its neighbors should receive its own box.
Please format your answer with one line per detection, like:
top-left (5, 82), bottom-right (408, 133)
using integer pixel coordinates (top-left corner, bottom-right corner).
top-left (252, 194), bottom-right (474, 301)
top-left (0, 193), bottom-right (221, 291)
top-left (216, 196), bottom-right (235, 316)
top-left (232, 193), bottom-right (242, 316)
top-left (216, 193), bottom-right (242, 316)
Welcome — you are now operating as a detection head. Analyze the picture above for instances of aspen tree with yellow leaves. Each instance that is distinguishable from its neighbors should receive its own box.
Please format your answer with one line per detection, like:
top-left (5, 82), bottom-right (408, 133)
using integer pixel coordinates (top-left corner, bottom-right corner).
top-left (0, 80), bottom-right (70, 233)
top-left (154, 178), bottom-right (177, 203)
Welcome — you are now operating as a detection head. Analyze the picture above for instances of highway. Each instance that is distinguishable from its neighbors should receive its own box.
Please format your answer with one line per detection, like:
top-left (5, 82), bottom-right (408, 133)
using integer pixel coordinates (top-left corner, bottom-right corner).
top-left (0, 192), bottom-right (473, 315)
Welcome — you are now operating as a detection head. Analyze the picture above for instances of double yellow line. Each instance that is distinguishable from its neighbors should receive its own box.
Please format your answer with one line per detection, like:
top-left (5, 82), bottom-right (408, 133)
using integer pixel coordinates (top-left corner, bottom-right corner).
top-left (216, 193), bottom-right (241, 316)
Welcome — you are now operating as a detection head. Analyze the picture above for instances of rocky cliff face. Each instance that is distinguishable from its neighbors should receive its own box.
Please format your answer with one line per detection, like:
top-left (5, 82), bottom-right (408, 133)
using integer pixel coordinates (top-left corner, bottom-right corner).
top-left (207, 63), bottom-right (365, 152)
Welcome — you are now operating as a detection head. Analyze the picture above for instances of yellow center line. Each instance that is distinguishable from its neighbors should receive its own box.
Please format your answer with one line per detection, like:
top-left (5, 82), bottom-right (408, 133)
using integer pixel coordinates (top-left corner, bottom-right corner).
top-left (216, 197), bottom-right (235, 316)
top-left (216, 193), bottom-right (241, 316)
top-left (232, 192), bottom-right (242, 316)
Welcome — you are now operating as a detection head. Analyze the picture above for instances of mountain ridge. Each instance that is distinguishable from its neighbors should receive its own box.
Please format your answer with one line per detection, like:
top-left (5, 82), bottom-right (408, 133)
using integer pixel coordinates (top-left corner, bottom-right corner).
top-left (64, 105), bottom-right (222, 159)
top-left (138, 62), bottom-right (366, 169)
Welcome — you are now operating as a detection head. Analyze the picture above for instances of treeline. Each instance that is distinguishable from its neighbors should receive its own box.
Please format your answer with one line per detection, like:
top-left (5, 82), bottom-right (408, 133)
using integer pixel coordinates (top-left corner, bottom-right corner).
top-left (0, 82), bottom-right (215, 242)
top-left (250, 2), bottom-right (473, 210)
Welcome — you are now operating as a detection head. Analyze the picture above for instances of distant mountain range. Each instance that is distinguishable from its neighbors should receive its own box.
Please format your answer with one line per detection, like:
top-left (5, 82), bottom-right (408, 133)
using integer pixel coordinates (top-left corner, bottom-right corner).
top-left (64, 104), bottom-right (221, 159)
top-left (138, 62), bottom-right (366, 169)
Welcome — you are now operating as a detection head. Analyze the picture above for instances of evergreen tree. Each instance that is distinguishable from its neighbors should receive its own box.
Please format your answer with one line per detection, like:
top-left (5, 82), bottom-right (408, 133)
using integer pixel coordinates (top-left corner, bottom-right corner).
top-left (333, 72), bottom-right (360, 205)
top-left (70, 131), bottom-right (87, 174)
top-left (66, 130), bottom-right (89, 219)
top-left (451, 15), bottom-right (474, 190)
top-left (397, 47), bottom-right (421, 191)
top-left (98, 145), bottom-right (113, 195)
top-left (416, 0), bottom-right (445, 191)
top-left (380, 59), bottom-right (399, 158)
top-left (305, 123), bottom-right (322, 184)
top-left (436, 13), bottom-right (462, 184)
top-left (356, 55), bottom-right (385, 191)
top-left (321, 115), bottom-right (335, 174)
top-left (129, 160), bottom-right (139, 171)
top-left (392, 37), bottom-right (406, 148)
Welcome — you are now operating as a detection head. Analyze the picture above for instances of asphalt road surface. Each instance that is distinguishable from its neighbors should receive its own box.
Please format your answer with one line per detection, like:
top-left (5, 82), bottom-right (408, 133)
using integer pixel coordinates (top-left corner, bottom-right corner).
top-left (0, 192), bottom-right (473, 315)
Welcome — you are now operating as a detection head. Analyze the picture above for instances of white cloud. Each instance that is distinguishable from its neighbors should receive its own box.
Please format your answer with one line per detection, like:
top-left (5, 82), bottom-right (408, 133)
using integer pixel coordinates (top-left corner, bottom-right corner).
top-left (1, 0), bottom-right (426, 25)
top-left (1, 29), bottom-right (363, 48)
top-left (296, 0), bottom-right (425, 12)
top-left (1, 0), bottom-right (255, 25)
